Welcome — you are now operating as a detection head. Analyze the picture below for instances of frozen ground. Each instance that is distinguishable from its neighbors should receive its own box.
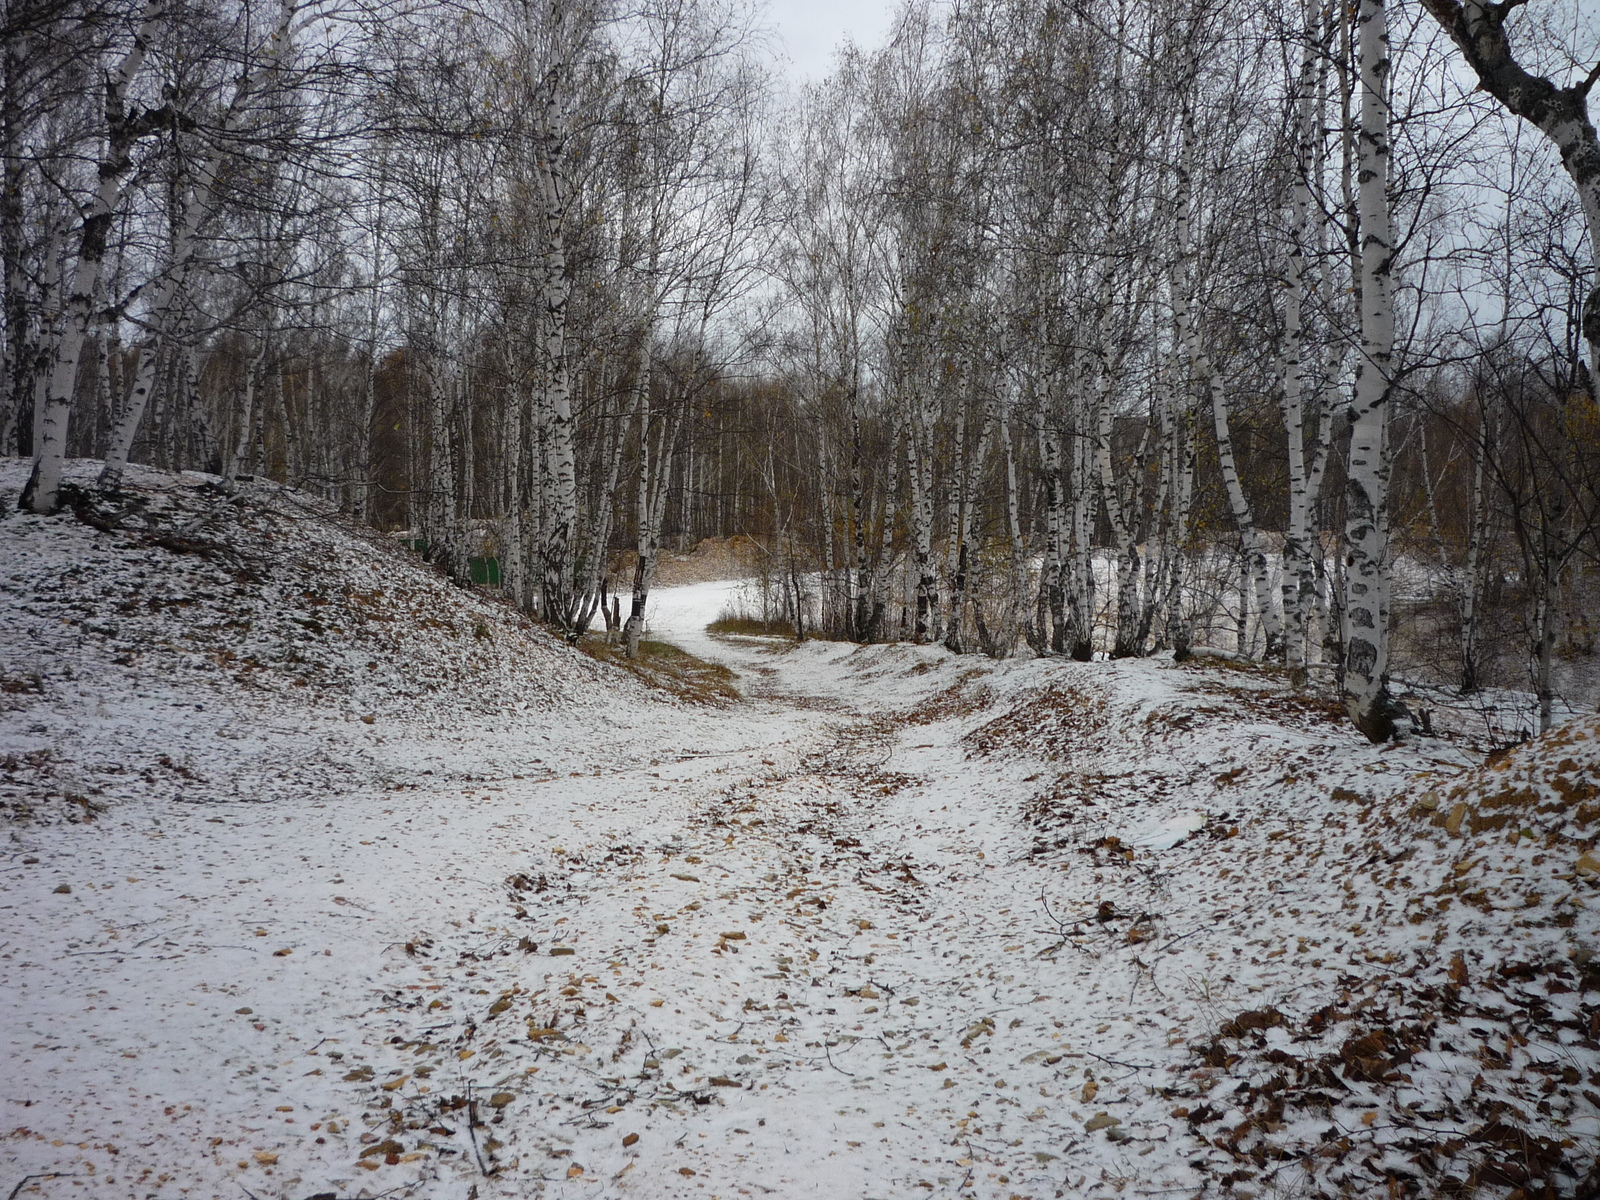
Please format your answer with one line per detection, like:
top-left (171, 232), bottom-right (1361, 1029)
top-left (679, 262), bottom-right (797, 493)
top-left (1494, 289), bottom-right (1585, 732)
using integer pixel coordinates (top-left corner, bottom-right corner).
top-left (2, 464), bottom-right (1597, 1200)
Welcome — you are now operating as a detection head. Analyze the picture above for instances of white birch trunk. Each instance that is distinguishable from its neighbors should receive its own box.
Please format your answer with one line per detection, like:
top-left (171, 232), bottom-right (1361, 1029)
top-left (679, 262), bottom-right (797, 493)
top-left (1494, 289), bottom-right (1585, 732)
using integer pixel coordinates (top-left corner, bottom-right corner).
top-left (816, 416), bottom-right (836, 625)
top-left (1133, 402), bottom-right (1164, 650)
top-left (1343, 0), bottom-right (1408, 741)
top-left (224, 338), bottom-right (268, 488)
top-left (1165, 92), bottom-right (1202, 660)
top-left (535, 114), bottom-right (580, 632)
top-left (623, 343), bottom-right (662, 658)
top-left (1534, 565), bottom-right (1555, 734)
top-left (1280, 0), bottom-right (1319, 683)
top-left (573, 356), bottom-right (637, 631)
top-left (425, 362), bottom-right (457, 573)
top-left (944, 386), bottom-right (984, 654)
top-left (1067, 423), bottom-right (1096, 660)
top-left (355, 155), bottom-right (388, 524)
top-left (906, 357), bottom-right (938, 643)
top-left (849, 401), bottom-right (865, 639)
top-left (1001, 398), bottom-right (1026, 656)
top-left (21, 0), bottom-right (164, 512)
top-left (1035, 417), bottom-right (1068, 655)
top-left (624, 394), bottom-right (654, 658)
top-left (1093, 353), bottom-right (1143, 658)
top-left (631, 423), bottom-right (681, 650)
top-left (182, 339), bottom-right (211, 471)
top-left (25, 226), bottom-right (63, 457)
top-left (866, 409), bottom-right (898, 643)
top-left (1208, 368), bottom-right (1284, 660)
top-left (99, 1), bottom-right (291, 492)
top-left (499, 340), bottom-right (527, 612)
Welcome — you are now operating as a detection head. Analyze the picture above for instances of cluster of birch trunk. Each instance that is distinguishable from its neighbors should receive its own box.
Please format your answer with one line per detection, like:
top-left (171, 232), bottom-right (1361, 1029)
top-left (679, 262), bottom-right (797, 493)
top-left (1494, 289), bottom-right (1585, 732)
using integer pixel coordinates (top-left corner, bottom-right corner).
top-left (4, 0), bottom-right (769, 660)
top-left (764, 0), bottom-right (1600, 740)
top-left (4, 0), bottom-right (1598, 740)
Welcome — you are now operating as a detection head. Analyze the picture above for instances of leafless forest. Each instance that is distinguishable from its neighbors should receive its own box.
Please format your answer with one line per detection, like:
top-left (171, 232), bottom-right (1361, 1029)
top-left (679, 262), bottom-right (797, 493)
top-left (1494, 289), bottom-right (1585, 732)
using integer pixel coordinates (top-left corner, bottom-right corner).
top-left (5, 0), bottom-right (1600, 741)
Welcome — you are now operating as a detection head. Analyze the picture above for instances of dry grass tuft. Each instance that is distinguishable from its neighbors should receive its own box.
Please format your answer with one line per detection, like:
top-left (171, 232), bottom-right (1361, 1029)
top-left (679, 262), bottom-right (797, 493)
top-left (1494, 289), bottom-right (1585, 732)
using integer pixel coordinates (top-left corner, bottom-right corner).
top-left (577, 637), bottom-right (739, 706)
top-left (706, 615), bottom-right (797, 638)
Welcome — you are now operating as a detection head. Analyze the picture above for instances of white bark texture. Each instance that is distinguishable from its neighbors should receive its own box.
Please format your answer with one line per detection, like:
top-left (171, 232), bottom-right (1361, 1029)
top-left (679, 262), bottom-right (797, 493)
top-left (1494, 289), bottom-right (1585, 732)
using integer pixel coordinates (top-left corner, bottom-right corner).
top-left (22, 0), bottom-right (165, 512)
top-left (1343, 0), bottom-right (1408, 742)
top-left (1067, 423), bottom-right (1095, 660)
top-left (537, 132), bottom-right (580, 630)
top-left (1208, 370), bottom-right (1283, 660)
top-left (1164, 92), bottom-right (1201, 660)
top-left (1033, 416), bottom-right (1066, 655)
top-left (906, 354), bottom-right (938, 643)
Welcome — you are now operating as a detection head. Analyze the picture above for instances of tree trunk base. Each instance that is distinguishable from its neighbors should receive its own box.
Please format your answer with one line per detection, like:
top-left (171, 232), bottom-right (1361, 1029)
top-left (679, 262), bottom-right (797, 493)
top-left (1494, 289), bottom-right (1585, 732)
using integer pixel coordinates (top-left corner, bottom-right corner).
top-left (1346, 688), bottom-right (1413, 744)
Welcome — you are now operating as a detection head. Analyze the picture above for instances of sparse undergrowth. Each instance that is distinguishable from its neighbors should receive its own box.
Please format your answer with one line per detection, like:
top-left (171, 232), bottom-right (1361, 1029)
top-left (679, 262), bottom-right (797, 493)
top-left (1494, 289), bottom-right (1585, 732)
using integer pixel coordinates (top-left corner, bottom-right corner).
top-left (576, 636), bottom-right (739, 705)
top-left (706, 614), bottom-right (797, 638)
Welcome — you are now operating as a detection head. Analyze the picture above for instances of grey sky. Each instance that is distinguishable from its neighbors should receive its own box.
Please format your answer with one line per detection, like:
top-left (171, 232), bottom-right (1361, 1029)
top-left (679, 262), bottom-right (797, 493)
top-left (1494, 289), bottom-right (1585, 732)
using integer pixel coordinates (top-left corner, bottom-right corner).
top-left (762, 0), bottom-right (899, 83)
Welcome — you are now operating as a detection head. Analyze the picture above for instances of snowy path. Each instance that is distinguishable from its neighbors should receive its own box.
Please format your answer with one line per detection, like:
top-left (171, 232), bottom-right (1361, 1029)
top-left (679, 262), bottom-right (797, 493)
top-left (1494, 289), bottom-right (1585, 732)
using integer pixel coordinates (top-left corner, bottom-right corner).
top-left (6, 576), bottom-right (1595, 1200)
top-left (6, 582), bottom-right (1172, 1200)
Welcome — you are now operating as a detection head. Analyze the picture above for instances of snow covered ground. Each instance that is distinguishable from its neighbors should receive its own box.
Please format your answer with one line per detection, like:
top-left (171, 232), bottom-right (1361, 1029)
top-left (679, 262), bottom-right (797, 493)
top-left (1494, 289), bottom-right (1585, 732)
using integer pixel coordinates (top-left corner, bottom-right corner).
top-left (3, 463), bottom-right (1597, 1200)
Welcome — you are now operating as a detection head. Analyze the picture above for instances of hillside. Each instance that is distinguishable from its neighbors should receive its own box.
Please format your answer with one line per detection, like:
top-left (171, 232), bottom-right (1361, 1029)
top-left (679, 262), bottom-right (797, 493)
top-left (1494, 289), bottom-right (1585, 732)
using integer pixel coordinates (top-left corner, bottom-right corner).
top-left (1, 464), bottom-right (1596, 1200)
top-left (0, 460), bottom-right (676, 820)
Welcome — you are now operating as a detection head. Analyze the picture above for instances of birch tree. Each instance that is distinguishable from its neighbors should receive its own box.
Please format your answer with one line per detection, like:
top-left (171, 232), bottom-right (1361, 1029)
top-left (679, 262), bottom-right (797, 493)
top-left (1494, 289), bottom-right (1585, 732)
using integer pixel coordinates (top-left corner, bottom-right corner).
top-left (99, 0), bottom-right (296, 492)
top-left (1420, 0), bottom-right (1600, 380)
top-left (21, 0), bottom-right (166, 512)
top-left (1343, 0), bottom-right (1412, 741)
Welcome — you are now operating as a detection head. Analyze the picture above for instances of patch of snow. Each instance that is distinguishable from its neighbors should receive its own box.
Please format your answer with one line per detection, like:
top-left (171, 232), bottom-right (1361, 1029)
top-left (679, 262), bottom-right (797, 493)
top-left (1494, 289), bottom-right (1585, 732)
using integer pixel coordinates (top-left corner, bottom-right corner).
top-left (1126, 809), bottom-right (1206, 850)
top-left (3, 461), bottom-right (1595, 1200)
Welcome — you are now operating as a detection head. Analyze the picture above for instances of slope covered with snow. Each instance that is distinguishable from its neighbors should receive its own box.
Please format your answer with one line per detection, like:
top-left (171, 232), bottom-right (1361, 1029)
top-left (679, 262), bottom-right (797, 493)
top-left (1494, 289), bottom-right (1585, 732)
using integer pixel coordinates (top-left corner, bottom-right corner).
top-left (0, 460), bottom-right (677, 819)
top-left (2, 462), bottom-right (1596, 1200)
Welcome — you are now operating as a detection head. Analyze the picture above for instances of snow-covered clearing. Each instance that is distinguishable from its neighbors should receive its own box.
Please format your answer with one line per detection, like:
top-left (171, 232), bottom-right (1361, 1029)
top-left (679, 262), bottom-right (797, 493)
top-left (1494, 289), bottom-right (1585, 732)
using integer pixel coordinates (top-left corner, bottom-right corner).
top-left (3, 464), bottom-right (1597, 1200)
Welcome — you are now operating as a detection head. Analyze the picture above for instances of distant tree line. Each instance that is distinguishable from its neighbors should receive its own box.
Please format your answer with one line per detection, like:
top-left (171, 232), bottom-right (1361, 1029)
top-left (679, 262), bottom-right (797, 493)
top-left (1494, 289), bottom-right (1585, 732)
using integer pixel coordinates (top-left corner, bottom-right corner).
top-left (4, 0), bottom-right (1598, 739)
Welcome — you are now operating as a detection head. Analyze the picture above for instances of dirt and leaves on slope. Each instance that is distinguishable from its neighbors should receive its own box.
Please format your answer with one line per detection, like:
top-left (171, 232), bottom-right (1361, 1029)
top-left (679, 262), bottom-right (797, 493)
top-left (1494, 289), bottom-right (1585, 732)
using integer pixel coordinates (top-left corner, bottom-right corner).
top-left (0, 460), bottom-right (671, 819)
top-left (6, 489), bottom-right (1596, 1200)
top-left (941, 656), bottom-right (1600, 1199)
top-left (302, 640), bottom-right (1594, 1200)
top-left (1161, 717), bottom-right (1600, 1200)
top-left (362, 643), bottom-right (1595, 1200)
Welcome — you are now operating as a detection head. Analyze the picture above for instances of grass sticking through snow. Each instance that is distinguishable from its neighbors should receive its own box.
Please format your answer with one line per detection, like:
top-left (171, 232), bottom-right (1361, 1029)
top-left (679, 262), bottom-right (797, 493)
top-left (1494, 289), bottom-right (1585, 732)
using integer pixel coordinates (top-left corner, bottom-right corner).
top-left (577, 636), bottom-right (739, 705)
top-left (705, 615), bottom-right (797, 638)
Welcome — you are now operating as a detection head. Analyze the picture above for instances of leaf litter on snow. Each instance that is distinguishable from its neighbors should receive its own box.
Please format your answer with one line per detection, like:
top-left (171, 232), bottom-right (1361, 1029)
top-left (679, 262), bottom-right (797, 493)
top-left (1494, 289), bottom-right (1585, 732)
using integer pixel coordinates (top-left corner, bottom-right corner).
top-left (0, 462), bottom-right (761, 1198)
top-left (4, 461), bottom-right (1598, 1200)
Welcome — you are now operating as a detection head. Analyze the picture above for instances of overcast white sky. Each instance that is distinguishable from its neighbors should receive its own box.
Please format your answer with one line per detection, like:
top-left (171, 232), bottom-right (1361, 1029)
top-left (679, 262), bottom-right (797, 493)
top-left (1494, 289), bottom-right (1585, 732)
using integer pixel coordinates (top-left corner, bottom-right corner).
top-left (761, 0), bottom-right (900, 84)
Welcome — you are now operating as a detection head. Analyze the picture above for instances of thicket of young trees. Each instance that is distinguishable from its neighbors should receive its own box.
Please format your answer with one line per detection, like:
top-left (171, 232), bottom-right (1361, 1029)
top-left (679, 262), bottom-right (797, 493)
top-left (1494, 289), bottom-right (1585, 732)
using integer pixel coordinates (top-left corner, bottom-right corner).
top-left (4, 0), bottom-right (1598, 741)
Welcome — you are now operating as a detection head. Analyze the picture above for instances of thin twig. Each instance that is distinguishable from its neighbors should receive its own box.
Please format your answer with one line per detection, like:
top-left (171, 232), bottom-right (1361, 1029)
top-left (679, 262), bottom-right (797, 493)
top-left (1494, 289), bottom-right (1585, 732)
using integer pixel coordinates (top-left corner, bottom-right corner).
top-left (1086, 1049), bottom-right (1153, 1072)
top-left (822, 1038), bottom-right (855, 1076)
top-left (8, 1175), bottom-right (78, 1200)
top-left (464, 1088), bottom-right (497, 1177)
